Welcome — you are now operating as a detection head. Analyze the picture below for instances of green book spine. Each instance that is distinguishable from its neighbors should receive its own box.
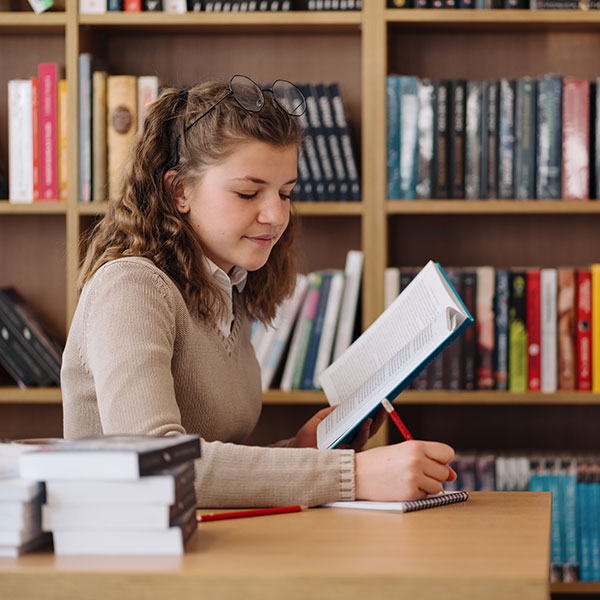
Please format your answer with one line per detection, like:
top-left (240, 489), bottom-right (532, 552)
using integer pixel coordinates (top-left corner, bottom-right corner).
top-left (509, 271), bottom-right (528, 392)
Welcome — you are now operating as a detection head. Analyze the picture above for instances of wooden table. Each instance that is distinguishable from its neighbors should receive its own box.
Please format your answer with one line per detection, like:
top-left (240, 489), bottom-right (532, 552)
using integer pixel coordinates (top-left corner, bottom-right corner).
top-left (0, 491), bottom-right (551, 600)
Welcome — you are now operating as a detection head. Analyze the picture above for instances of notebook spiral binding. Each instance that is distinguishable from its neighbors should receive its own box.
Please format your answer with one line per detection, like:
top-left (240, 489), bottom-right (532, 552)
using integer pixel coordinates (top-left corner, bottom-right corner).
top-left (403, 490), bottom-right (469, 512)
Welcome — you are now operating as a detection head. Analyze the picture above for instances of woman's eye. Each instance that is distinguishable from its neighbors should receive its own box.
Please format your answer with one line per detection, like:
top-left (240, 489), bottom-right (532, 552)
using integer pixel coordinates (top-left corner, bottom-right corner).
top-left (280, 193), bottom-right (292, 201)
top-left (237, 192), bottom-right (257, 200)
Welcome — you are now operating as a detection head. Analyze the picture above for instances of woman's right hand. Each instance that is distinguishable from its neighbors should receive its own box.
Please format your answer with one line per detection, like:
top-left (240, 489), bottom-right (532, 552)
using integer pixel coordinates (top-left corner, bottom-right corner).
top-left (354, 440), bottom-right (457, 502)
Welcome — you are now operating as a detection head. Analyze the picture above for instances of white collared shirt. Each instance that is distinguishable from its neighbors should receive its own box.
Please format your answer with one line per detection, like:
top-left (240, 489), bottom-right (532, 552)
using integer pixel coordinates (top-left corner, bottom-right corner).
top-left (205, 258), bottom-right (248, 338)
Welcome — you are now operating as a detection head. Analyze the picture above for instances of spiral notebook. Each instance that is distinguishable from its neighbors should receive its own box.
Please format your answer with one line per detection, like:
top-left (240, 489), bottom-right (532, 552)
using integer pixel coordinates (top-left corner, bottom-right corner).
top-left (323, 490), bottom-right (469, 513)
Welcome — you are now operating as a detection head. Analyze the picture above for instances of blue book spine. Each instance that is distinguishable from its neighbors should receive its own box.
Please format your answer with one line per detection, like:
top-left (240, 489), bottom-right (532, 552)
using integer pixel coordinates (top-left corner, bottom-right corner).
top-left (547, 460), bottom-right (563, 581)
top-left (536, 74), bottom-right (563, 200)
top-left (562, 459), bottom-right (579, 582)
top-left (387, 76), bottom-right (401, 200)
top-left (514, 77), bottom-right (537, 200)
top-left (107, 0), bottom-right (123, 8)
top-left (498, 78), bottom-right (516, 199)
top-left (578, 462), bottom-right (591, 581)
top-left (300, 273), bottom-right (332, 390)
top-left (592, 464), bottom-right (600, 581)
top-left (398, 76), bottom-right (419, 200)
top-left (493, 269), bottom-right (510, 390)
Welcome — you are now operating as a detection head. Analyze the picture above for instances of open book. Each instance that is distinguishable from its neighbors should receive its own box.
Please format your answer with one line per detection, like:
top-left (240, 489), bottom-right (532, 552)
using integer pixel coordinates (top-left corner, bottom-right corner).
top-left (316, 261), bottom-right (474, 449)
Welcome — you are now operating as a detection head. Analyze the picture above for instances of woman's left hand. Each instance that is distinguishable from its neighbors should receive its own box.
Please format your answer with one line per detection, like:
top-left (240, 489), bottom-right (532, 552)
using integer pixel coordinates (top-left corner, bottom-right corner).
top-left (290, 405), bottom-right (386, 451)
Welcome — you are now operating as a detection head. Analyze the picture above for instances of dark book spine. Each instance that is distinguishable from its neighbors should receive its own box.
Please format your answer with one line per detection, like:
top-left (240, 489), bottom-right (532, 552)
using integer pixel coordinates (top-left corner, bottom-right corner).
top-left (479, 81), bottom-right (489, 199)
top-left (398, 76), bottom-right (419, 200)
top-left (434, 80), bottom-right (449, 199)
top-left (596, 79), bottom-right (600, 199)
top-left (514, 77), bottom-right (537, 200)
top-left (442, 268), bottom-right (463, 390)
top-left (187, 0), bottom-right (204, 11)
top-left (295, 147), bottom-right (312, 201)
top-left (465, 80), bottom-right (483, 200)
top-left (138, 437), bottom-right (202, 475)
top-left (108, 0), bottom-right (124, 9)
top-left (297, 91), bottom-right (327, 201)
top-left (448, 79), bottom-right (466, 199)
top-left (508, 271), bottom-right (528, 393)
top-left (461, 270), bottom-right (477, 390)
top-left (387, 76), bottom-right (400, 200)
top-left (416, 79), bottom-right (436, 200)
top-left (0, 322), bottom-right (45, 387)
top-left (316, 83), bottom-right (349, 200)
top-left (536, 74), bottom-right (563, 200)
top-left (328, 83), bottom-right (361, 201)
top-left (493, 269), bottom-right (510, 390)
top-left (459, 0), bottom-right (473, 7)
top-left (498, 79), bottom-right (516, 199)
top-left (143, 0), bottom-right (162, 10)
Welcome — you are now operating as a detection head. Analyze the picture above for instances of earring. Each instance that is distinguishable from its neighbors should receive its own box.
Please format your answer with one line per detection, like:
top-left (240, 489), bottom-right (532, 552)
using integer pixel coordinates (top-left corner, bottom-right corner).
top-left (180, 203), bottom-right (186, 209)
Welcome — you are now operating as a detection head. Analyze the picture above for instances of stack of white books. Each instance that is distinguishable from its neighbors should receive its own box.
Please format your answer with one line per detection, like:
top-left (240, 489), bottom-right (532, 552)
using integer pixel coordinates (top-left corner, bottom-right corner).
top-left (0, 443), bottom-right (51, 557)
top-left (19, 434), bottom-right (201, 556)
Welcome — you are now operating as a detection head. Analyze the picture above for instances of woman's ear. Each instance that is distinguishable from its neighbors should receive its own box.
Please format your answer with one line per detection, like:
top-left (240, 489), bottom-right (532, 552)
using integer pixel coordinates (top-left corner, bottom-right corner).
top-left (164, 170), bottom-right (190, 214)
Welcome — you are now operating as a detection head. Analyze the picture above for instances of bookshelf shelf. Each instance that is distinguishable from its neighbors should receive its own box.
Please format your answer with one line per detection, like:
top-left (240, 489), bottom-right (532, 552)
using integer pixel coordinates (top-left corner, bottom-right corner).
top-left (386, 200), bottom-right (600, 215)
top-left (0, 202), bottom-right (67, 215)
top-left (0, 12), bottom-right (66, 33)
top-left (397, 391), bottom-right (600, 405)
top-left (263, 389), bottom-right (327, 405)
top-left (0, 387), bottom-right (61, 404)
top-left (551, 582), bottom-right (600, 594)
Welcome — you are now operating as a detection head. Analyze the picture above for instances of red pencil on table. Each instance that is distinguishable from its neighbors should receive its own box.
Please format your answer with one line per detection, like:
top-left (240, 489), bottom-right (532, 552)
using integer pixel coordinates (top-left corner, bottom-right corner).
top-left (197, 505), bottom-right (303, 522)
top-left (381, 398), bottom-right (414, 441)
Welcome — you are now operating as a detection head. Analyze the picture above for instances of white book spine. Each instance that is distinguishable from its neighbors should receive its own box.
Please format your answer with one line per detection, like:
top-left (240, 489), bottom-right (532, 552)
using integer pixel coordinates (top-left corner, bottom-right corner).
top-left (540, 267), bottom-right (558, 393)
top-left (79, 0), bottom-right (107, 12)
top-left (313, 271), bottom-right (345, 389)
top-left (163, 0), bottom-right (187, 11)
top-left (332, 250), bottom-right (364, 361)
top-left (137, 75), bottom-right (160, 131)
top-left (384, 267), bottom-right (400, 309)
top-left (8, 80), bottom-right (34, 203)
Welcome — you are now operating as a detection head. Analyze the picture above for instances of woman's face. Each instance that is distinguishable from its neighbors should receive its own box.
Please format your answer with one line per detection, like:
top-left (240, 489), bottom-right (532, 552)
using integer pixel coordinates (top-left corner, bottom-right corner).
top-left (177, 141), bottom-right (298, 274)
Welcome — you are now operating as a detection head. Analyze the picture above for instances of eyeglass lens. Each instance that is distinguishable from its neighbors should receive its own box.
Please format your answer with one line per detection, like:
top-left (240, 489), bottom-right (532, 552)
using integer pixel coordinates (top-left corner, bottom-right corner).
top-left (230, 75), bottom-right (264, 113)
top-left (272, 80), bottom-right (306, 117)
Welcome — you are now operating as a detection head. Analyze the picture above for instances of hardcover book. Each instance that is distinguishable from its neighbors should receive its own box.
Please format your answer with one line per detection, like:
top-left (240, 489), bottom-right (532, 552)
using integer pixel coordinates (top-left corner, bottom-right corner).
top-left (38, 63), bottom-right (59, 202)
top-left (576, 269), bottom-right (592, 391)
top-left (8, 79), bottom-right (33, 204)
top-left (493, 269), bottom-right (510, 390)
top-left (526, 269), bottom-right (541, 392)
top-left (540, 268), bottom-right (558, 393)
top-left (461, 270), bottom-right (477, 391)
top-left (498, 79), bottom-right (516, 199)
top-left (476, 266), bottom-right (495, 389)
top-left (509, 271), bottom-right (528, 393)
top-left (416, 79), bottom-right (436, 200)
top-left (557, 267), bottom-right (576, 391)
top-left (398, 76), bottom-right (419, 200)
top-left (465, 81), bottom-right (483, 200)
top-left (316, 261), bottom-right (473, 449)
top-left (448, 80), bottom-right (466, 200)
top-left (514, 77), bottom-right (536, 200)
top-left (434, 81), bottom-right (449, 199)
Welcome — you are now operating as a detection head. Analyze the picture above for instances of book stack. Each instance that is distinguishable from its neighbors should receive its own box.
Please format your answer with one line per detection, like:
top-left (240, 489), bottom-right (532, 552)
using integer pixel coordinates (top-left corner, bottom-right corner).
top-left (0, 287), bottom-right (64, 389)
top-left (252, 249), bottom-right (363, 391)
top-left (7, 63), bottom-right (66, 203)
top-left (387, 74), bottom-right (600, 201)
top-left (19, 435), bottom-right (201, 555)
top-left (0, 443), bottom-right (50, 558)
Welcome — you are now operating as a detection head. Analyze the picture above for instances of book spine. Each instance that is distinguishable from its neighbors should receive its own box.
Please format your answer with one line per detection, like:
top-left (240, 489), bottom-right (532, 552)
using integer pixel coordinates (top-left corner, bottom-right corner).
top-left (164, 0), bottom-right (187, 11)
top-left (476, 266), bottom-right (494, 389)
top-left (143, 0), bottom-right (162, 9)
top-left (498, 79), bottom-right (516, 199)
top-left (465, 81), bottom-right (482, 200)
top-left (297, 96), bottom-right (326, 201)
top-left (328, 83), bottom-right (361, 201)
top-left (107, 75), bottom-right (138, 202)
top-left (434, 80), bottom-right (449, 199)
top-left (537, 74), bottom-right (563, 200)
top-left (107, 0), bottom-right (123, 9)
top-left (78, 54), bottom-right (93, 203)
top-left (8, 80), bottom-right (34, 203)
top-left (526, 268), bottom-right (541, 392)
top-left (38, 63), bottom-right (58, 202)
top-left (487, 80), bottom-right (498, 199)
top-left (509, 271), bottom-right (528, 392)
top-left (493, 269), bottom-right (510, 390)
top-left (31, 77), bottom-right (40, 202)
top-left (540, 268), bottom-right (558, 393)
top-left (386, 76), bottom-right (400, 200)
top-left (138, 438), bottom-right (201, 475)
top-left (295, 147), bottom-right (312, 201)
top-left (557, 267), bottom-right (576, 391)
top-left (576, 268), bottom-right (592, 391)
top-left (92, 71), bottom-right (108, 203)
top-left (137, 76), bottom-right (159, 133)
top-left (562, 459), bottom-right (579, 582)
top-left (514, 77), bottom-right (537, 200)
top-left (398, 76), bottom-right (419, 200)
top-left (448, 79), bottom-right (466, 199)
top-left (79, 0), bottom-right (107, 12)
top-left (596, 79), bottom-right (600, 201)
top-left (562, 77), bottom-right (590, 201)
top-left (592, 264), bottom-right (600, 393)
top-left (461, 270), bottom-right (477, 390)
top-left (416, 79), bottom-right (436, 200)
top-left (124, 0), bottom-right (142, 9)
top-left (479, 81), bottom-right (489, 199)
top-left (58, 79), bottom-right (68, 202)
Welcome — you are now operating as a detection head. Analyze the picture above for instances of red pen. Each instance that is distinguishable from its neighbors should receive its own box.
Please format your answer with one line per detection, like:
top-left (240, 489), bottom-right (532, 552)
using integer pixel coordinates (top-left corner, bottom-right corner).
top-left (197, 505), bottom-right (304, 522)
top-left (381, 398), bottom-right (414, 441)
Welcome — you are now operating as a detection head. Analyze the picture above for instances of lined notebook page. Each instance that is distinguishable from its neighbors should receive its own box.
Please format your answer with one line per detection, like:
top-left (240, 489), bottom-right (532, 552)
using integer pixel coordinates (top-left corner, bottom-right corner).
top-left (323, 491), bottom-right (469, 513)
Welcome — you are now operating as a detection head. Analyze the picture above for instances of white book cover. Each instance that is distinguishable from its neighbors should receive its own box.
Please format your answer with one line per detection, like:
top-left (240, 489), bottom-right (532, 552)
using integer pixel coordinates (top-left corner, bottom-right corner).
top-left (0, 495), bottom-right (43, 529)
top-left (8, 80), bottom-right (34, 203)
top-left (0, 532), bottom-right (51, 557)
top-left (332, 250), bottom-right (364, 361)
top-left (317, 261), bottom-right (473, 449)
top-left (313, 270), bottom-right (345, 388)
top-left (79, 0), bottom-right (106, 13)
top-left (540, 268), bottom-right (558, 393)
top-left (137, 75), bottom-right (159, 132)
top-left (261, 273), bottom-right (309, 391)
top-left (163, 0), bottom-right (187, 12)
top-left (384, 267), bottom-right (400, 309)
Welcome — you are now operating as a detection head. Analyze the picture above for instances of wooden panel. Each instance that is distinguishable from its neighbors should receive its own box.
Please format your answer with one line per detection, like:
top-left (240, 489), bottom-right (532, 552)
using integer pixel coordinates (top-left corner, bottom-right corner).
top-left (388, 214), bottom-right (600, 269)
top-left (389, 30), bottom-right (600, 80)
top-left (0, 404), bottom-right (63, 440)
top-left (0, 215), bottom-right (67, 336)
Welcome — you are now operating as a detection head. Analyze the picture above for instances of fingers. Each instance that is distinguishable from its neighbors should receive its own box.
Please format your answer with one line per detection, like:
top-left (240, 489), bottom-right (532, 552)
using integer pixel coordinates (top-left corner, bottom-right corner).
top-left (421, 440), bottom-right (455, 465)
top-left (349, 418), bottom-right (372, 450)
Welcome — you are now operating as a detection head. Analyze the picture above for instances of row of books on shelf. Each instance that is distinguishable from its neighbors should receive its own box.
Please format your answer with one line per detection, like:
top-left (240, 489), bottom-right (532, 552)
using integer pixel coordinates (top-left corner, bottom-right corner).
top-left (0, 435), bottom-right (200, 556)
top-left (388, 0), bottom-right (600, 8)
top-left (387, 74), bottom-right (600, 201)
top-left (0, 287), bottom-right (64, 388)
top-left (386, 265), bottom-right (600, 392)
top-left (7, 63), bottom-right (67, 204)
top-left (444, 451), bottom-right (600, 582)
top-left (80, 0), bottom-right (360, 11)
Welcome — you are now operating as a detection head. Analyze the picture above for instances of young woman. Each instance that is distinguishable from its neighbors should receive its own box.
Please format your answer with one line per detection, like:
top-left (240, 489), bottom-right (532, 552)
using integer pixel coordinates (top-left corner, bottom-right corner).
top-left (62, 76), bottom-right (456, 507)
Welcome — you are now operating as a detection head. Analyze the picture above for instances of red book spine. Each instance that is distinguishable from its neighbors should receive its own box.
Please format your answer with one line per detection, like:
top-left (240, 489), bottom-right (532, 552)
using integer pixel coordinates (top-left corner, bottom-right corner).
top-left (527, 269), bottom-right (541, 391)
top-left (38, 63), bottom-right (58, 201)
top-left (562, 77), bottom-right (590, 201)
top-left (576, 268), bottom-right (592, 390)
top-left (31, 76), bottom-right (39, 202)
top-left (124, 0), bottom-right (142, 9)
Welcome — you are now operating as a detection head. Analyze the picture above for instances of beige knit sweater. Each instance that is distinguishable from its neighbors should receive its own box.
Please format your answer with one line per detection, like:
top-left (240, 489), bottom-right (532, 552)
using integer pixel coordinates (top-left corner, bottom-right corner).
top-left (61, 257), bottom-right (355, 507)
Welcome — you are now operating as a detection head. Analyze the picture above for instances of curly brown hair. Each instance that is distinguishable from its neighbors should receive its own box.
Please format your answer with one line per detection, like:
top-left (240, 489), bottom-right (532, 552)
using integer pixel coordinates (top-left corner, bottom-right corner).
top-left (79, 79), bottom-right (305, 324)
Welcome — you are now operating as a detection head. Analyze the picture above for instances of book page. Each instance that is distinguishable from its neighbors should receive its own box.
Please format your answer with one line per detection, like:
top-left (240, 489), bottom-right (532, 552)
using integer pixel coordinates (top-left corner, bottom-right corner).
top-left (320, 261), bottom-right (466, 406)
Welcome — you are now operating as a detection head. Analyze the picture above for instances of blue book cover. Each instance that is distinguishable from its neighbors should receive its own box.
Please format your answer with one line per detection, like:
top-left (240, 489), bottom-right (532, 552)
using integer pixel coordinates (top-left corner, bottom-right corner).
top-left (387, 76), bottom-right (401, 200)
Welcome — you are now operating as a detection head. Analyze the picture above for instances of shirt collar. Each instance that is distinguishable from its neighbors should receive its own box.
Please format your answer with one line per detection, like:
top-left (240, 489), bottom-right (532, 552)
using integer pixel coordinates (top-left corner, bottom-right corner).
top-left (205, 258), bottom-right (248, 293)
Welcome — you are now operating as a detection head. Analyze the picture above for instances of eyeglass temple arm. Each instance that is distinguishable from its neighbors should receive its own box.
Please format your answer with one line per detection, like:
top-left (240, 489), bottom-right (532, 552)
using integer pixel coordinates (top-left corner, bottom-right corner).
top-left (183, 91), bottom-right (232, 134)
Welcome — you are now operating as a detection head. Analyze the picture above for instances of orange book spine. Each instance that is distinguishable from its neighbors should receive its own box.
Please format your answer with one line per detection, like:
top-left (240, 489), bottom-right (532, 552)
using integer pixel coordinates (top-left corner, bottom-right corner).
top-left (58, 79), bottom-right (68, 202)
